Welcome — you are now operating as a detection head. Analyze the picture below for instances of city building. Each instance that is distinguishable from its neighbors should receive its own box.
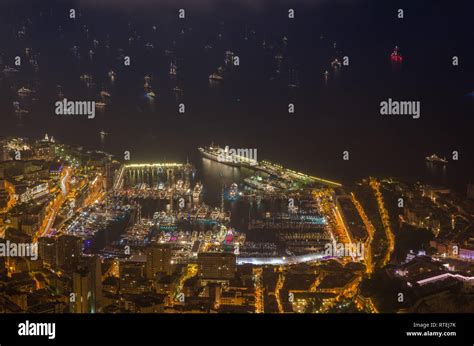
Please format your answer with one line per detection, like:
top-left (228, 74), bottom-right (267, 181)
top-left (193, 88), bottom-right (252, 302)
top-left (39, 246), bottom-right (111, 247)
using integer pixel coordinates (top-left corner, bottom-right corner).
top-left (56, 235), bottom-right (82, 271)
top-left (145, 244), bottom-right (173, 279)
top-left (38, 237), bottom-right (57, 267)
top-left (197, 252), bottom-right (236, 281)
top-left (72, 256), bottom-right (103, 313)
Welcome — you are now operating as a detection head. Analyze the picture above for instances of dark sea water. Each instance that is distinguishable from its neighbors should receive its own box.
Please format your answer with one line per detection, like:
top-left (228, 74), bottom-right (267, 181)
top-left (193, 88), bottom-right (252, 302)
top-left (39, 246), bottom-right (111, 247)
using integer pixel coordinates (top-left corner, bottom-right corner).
top-left (0, 0), bottom-right (473, 192)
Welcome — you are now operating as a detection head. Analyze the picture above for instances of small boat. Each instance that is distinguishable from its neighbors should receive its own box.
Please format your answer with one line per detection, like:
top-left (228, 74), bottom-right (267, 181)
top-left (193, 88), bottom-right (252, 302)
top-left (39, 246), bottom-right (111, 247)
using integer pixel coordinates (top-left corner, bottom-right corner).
top-left (80, 74), bottom-right (93, 82)
top-left (17, 87), bottom-right (35, 96)
top-left (3, 66), bottom-right (19, 74)
top-left (209, 73), bottom-right (223, 81)
top-left (331, 58), bottom-right (342, 68)
top-left (426, 154), bottom-right (448, 164)
top-left (100, 91), bottom-right (111, 98)
top-left (169, 61), bottom-right (177, 76)
top-left (391, 46), bottom-right (403, 63)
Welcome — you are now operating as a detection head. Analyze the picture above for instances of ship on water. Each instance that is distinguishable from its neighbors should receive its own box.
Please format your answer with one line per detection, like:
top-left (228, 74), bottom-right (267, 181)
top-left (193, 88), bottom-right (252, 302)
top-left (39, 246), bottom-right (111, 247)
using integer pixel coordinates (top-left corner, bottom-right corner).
top-left (331, 58), bottom-right (342, 69)
top-left (288, 69), bottom-right (300, 88)
top-left (209, 73), bottom-right (224, 82)
top-left (80, 73), bottom-right (93, 82)
top-left (95, 101), bottom-right (107, 109)
top-left (17, 87), bottom-right (35, 96)
top-left (173, 86), bottom-right (184, 93)
top-left (100, 90), bottom-right (111, 100)
top-left (225, 183), bottom-right (241, 201)
top-left (146, 90), bottom-right (156, 98)
top-left (198, 144), bottom-right (257, 168)
top-left (229, 183), bottom-right (239, 198)
top-left (170, 61), bottom-right (177, 76)
top-left (426, 154), bottom-right (448, 164)
top-left (390, 45), bottom-right (403, 63)
top-left (198, 144), bottom-right (238, 166)
top-left (3, 66), bottom-right (19, 74)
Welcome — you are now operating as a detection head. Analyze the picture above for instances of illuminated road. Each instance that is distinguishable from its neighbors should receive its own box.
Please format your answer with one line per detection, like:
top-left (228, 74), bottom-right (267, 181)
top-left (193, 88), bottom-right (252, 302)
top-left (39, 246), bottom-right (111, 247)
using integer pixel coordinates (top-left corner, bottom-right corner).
top-left (351, 192), bottom-right (375, 275)
top-left (34, 167), bottom-right (74, 241)
top-left (366, 298), bottom-right (379, 313)
top-left (60, 168), bottom-right (70, 196)
top-left (369, 178), bottom-right (395, 268)
top-left (0, 181), bottom-right (17, 213)
top-left (275, 267), bottom-right (285, 313)
top-left (313, 190), bottom-right (351, 245)
top-left (253, 267), bottom-right (264, 313)
top-left (334, 205), bottom-right (352, 244)
top-left (237, 252), bottom-right (326, 265)
top-left (36, 168), bottom-right (73, 240)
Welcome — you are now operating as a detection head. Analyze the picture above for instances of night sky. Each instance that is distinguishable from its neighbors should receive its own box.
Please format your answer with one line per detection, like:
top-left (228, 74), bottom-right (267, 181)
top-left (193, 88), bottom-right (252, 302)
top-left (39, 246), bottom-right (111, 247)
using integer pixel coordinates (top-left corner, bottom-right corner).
top-left (0, 0), bottom-right (473, 189)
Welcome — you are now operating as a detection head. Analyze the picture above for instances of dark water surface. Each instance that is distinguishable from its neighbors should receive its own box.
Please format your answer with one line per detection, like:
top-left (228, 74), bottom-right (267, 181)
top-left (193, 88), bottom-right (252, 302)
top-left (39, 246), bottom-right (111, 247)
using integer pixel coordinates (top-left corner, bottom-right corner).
top-left (0, 0), bottom-right (473, 191)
